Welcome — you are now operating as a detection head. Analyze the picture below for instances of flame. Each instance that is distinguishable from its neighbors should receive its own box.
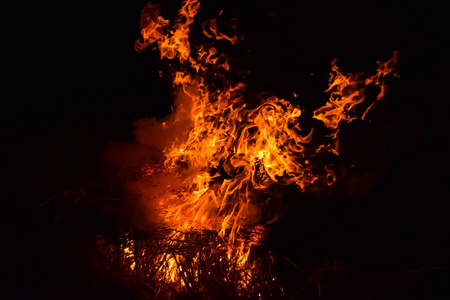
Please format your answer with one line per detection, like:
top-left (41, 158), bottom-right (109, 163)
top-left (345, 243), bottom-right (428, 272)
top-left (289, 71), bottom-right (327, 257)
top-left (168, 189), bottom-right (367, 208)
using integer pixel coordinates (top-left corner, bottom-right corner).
top-left (132, 0), bottom-right (397, 293)
top-left (203, 18), bottom-right (238, 44)
top-left (313, 52), bottom-right (398, 130)
top-left (135, 0), bottom-right (200, 63)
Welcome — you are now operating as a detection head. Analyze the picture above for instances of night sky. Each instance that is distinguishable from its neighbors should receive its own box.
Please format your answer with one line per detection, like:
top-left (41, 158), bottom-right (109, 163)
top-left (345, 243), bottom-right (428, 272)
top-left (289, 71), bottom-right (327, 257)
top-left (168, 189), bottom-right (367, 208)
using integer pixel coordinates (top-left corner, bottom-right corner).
top-left (2, 0), bottom-right (449, 298)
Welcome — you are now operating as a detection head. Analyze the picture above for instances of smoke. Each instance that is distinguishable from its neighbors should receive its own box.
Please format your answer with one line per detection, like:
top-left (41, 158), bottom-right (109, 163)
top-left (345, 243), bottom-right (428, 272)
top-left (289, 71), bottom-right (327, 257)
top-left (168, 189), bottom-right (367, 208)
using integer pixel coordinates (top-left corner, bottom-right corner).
top-left (101, 88), bottom-right (195, 227)
top-left (134, 88), bottom-right (193, 150)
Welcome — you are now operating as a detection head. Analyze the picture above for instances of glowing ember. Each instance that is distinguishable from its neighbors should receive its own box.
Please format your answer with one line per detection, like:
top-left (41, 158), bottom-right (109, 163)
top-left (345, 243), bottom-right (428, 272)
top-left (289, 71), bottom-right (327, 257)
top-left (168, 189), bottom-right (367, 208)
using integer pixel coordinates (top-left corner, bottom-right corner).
top-left (128, 0), bottom-right (398, 295)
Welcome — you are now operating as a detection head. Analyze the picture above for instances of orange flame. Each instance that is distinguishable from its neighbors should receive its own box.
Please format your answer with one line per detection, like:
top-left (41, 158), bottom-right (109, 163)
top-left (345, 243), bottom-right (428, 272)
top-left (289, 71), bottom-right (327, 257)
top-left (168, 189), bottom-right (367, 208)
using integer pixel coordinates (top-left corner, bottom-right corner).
top-left (203, 18), bottom-right (238, 44)
top-left (135, 0), bottom-right (200, 63)
top-left (313, 52), bottom-right (398, 130)
top-left (157, 73), bottom-right (317, 241)
top-left (134, 0), bottom-right (398, 291)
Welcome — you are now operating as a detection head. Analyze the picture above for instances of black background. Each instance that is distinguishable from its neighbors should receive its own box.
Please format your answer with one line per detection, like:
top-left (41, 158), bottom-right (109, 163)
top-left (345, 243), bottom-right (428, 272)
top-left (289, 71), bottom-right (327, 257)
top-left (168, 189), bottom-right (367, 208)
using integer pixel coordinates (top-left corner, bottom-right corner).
top-left (2, 0), bottom-right (449, 298)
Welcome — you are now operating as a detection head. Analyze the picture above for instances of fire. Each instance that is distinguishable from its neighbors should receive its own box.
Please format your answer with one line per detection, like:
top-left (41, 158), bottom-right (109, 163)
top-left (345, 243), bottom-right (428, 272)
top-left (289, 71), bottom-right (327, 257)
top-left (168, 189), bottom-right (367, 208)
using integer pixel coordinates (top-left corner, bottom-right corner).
top-left (313, 54), bottom-right (398, 130)
top-left (129, 0), bottom-right (398, 295)
top-left (135, 0), bottom-right (200, 62)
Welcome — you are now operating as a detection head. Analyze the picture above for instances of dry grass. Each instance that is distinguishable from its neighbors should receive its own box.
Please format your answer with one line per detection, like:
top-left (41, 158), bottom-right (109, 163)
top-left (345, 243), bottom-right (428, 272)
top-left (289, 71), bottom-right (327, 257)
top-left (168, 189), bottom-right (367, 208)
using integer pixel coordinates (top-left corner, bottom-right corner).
top-left (91, 226), bottom-right (283, 299)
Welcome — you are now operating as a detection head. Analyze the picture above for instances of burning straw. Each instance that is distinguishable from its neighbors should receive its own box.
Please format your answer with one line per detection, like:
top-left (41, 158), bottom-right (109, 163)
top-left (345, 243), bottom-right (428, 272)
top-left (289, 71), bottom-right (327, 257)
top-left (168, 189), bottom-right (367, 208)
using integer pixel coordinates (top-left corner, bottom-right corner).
top-left (94, 226), bottom-right (280, 299)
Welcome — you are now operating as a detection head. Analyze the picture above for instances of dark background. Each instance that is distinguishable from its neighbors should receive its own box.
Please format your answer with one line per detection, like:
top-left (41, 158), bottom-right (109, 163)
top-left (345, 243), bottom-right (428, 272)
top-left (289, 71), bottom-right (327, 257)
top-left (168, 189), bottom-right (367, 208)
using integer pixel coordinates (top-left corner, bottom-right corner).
top-left (2, 0), bottom-right (449, 298)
